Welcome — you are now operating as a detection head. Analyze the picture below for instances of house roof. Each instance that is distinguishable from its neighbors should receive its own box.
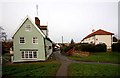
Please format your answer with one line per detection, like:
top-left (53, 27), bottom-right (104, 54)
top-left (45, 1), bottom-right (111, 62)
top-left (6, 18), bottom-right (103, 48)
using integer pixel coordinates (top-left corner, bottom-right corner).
top-left (46, 36), bottom-right (52, 43)
top-left (12, 15), bottom-right (46, 38)
top-left (82, 29), bottom-right (114, 40)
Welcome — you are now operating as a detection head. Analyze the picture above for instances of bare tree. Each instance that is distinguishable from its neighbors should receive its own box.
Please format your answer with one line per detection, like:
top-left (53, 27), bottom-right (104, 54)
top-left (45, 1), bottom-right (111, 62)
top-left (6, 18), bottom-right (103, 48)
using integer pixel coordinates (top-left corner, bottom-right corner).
top-left (0, 26), bottom-right (7, 41)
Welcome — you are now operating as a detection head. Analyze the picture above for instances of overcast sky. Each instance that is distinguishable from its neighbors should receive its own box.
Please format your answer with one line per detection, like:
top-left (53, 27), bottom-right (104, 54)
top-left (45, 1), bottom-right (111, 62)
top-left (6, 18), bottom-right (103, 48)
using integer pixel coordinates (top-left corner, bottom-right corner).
top-left (0, 0), bottom-right (119, 43)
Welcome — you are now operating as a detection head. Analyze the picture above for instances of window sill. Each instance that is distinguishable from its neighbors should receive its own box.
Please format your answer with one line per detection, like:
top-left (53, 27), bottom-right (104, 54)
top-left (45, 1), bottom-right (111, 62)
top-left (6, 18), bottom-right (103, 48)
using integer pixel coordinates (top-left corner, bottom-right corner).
top-left (32, 43), bottom-right (38, 44)
top-left (21, 58), bottom-right (37, 60)
top-left (19, 43), bottom-right (26, 44)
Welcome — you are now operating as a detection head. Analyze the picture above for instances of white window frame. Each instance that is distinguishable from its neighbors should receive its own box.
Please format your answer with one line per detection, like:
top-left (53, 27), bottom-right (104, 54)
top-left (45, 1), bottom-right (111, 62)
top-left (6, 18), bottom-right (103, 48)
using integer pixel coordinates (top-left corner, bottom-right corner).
top-left (19, 37), bottom-right (25, 44)
top-left (32, 37), bottom-right (38, 44)
top-left (21, 51), bottom-right (37, 59)
top-left (25, 24), bottom-right (31, 31)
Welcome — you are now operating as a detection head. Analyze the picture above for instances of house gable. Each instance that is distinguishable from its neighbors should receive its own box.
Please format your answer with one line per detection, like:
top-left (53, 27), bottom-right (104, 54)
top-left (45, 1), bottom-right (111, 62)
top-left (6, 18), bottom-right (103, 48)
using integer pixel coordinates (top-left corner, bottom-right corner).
top-left (12, 15), bottom-right (45, 38)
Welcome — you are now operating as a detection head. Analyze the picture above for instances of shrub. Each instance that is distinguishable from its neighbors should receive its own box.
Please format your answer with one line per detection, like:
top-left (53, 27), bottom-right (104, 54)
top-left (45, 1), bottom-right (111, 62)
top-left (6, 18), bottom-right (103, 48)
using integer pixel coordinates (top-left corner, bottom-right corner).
top-left (95, 43), bottom-right (107, 52)
top-left (61, 43), bottom-right (107, 54)
top-left (75, 43), bottom-right (106, 52)
top-left (2, 42), bottom-right (13, 54)
top-left (61, 44), bottom-right (75, 53)
top-left (75, 43), bottom-right (95, 52)
top-left (112, 43), bottom-right (120, 52)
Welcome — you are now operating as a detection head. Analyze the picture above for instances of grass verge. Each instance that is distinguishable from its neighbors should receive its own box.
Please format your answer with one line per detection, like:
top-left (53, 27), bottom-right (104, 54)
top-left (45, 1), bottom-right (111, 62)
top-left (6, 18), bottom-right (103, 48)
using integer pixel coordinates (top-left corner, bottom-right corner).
top-left (2, 53), bottom-right (61, 77)
top-left (68, 52), bottom-right (120, 64)
top-left (68, 63), bottom-right (120, 76)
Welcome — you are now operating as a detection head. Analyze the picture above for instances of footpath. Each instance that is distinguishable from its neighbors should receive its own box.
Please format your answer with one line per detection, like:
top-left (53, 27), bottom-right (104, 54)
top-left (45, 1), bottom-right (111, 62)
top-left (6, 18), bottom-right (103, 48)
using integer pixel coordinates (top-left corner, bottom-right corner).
top-left (53, 51), bottom-right (119, 77)
top-left (53, 51), bottom-right (71, 76)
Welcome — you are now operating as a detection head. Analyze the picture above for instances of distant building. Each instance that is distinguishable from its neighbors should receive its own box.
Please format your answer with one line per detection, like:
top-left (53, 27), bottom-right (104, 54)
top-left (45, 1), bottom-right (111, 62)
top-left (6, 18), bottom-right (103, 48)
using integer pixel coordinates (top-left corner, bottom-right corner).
top-left (81, 29), bottom-right (114, 49)
top-left (12, 15), bottom-right (52, 62)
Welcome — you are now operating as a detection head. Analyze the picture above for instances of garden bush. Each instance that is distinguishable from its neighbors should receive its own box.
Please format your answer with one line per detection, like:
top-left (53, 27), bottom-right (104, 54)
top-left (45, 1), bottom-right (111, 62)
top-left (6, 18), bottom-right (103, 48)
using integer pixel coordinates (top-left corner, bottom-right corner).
top-left (61, 43), bottom-right (107, 53)
top-left (95, 43), bottom-right (107, 52)
top-left (60, 44), bottom-right (74, 53)
top-left (75, 43), bottom-right (106, 52)
top-left (112, 43), bottom-right (120, 52)
top-left (2, 42), bottom-right (13, 54)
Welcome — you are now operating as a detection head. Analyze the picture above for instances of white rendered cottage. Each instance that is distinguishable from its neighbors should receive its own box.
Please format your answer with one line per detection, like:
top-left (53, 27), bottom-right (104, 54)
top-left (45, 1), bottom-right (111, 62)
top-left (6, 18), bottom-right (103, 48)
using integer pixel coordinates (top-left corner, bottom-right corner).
top-left (81, 29), bottom-right (114, 50)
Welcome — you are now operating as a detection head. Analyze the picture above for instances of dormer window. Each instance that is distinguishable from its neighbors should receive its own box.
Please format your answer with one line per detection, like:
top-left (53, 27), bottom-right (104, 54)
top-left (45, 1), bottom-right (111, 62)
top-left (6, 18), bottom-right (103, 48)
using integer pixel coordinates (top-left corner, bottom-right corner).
top-left (25, 24), bottom-right (31, 31)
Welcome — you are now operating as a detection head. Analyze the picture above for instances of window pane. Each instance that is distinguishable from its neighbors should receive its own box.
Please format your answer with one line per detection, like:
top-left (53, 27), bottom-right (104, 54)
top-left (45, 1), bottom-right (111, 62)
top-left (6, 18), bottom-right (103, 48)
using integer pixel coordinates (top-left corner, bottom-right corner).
top-left (25, 51), bottom-right (28, 58)
top-left (25, 54), bottom-right (28, 58)
top-left (22, 51), bottom-right (24, 58)
top-left (33, 37), bottom-right (38, 43)
top-left (33, 51), bottom-right (37, 58)
top-left (29, 51), bottom-right (32, 58)
top-left (20, 37), bottom-right (25, 43)
top-left (25, 51), bottom-right (28, 53)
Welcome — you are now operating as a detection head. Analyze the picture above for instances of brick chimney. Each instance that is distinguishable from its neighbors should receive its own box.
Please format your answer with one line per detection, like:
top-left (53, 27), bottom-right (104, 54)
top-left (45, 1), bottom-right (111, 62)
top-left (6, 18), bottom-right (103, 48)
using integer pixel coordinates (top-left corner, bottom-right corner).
top-left (35, 17), bottom-right (40, 26)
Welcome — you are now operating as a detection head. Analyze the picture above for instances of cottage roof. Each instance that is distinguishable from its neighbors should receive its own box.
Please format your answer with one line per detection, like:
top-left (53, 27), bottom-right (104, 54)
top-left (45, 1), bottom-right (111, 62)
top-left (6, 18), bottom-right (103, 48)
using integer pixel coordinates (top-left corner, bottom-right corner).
top-left (82, 29), bottom-right (114, 40)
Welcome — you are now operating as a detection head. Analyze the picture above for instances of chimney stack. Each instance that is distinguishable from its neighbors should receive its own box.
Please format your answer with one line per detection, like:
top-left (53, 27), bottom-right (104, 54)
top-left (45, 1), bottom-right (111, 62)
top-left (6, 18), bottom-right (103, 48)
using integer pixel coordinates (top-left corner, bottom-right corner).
top-left (35, 17), bottom-right (40, 26)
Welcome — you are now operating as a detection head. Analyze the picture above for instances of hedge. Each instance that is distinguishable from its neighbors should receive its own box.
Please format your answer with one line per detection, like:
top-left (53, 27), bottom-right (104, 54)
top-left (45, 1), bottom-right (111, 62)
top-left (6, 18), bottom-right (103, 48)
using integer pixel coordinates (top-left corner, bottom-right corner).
top-left (75, 43), bottom-right (107, 52)
top-left (61, 43), bottom-right (107, 53)
top-left (95, 44), bottom-right (107, 52)
top-left (112, 43), bottom-right (120, 52)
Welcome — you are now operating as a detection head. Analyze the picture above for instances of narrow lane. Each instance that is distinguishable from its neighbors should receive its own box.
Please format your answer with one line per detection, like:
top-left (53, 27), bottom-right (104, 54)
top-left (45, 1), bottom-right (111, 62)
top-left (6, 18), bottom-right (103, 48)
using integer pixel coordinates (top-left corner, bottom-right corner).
top-left (53, 51), bottom-right (71, 77)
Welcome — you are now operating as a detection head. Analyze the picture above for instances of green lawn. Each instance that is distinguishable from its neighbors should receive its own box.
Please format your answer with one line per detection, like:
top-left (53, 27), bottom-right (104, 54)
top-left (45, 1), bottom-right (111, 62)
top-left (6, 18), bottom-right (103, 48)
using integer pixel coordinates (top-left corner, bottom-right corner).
top-left (68, 63), bottom-right (120, 76)
top-left (2, 53), bottom-right (61, 77)
top-left (2, 62), bottom-right (60, 77)
top-left (68, 52), bottom-right (120, 64)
